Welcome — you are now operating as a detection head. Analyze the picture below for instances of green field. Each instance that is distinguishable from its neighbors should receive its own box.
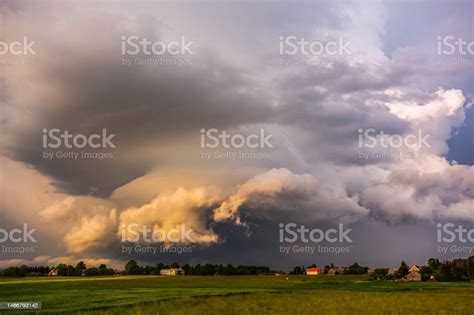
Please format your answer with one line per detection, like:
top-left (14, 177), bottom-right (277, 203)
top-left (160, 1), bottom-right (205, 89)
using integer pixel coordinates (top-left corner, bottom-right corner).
top-left (0, 275), bottom-right (472, 314)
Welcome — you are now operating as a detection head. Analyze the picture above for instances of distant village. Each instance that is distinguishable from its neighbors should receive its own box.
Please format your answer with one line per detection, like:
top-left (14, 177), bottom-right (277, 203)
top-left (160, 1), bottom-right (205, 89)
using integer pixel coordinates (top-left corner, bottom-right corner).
top-left (1, 256), bottom-right (473, 282)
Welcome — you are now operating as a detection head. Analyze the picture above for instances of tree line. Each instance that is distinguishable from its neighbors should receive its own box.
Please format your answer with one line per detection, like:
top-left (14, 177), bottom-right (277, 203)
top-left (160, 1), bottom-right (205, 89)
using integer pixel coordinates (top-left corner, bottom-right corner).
top-left (124, 260), bottom-right (278, 276)
top-left (0, 266), bottom-right (50, 277)
top-left (0, 262), bottom-right (114, 277)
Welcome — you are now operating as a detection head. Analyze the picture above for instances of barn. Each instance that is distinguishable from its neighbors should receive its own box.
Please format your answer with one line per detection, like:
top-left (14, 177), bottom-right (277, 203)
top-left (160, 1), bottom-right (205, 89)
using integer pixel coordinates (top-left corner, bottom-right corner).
top-left (305, 267), bottom-right (320, 275)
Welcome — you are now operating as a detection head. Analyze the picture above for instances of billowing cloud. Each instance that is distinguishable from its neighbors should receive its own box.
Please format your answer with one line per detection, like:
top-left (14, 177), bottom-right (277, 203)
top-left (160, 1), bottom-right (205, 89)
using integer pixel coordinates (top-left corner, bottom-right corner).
top-left (119, 187), bottom-right (223, 245)
top-left (64, 209), bottom-right (117, 254)
top-left (39, 196), bottom-right (118, 253)
top-left (359, 156), bottom-right (474, 223)
top-left (213, 168), bottom-right (369, 225)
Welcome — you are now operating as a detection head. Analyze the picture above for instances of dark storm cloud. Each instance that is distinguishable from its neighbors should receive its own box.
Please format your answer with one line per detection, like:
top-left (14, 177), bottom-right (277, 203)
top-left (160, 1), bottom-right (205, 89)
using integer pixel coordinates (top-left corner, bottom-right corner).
top-left (0, 12), bottom-right (276, 196)
top-left (107, 218), bottom-right (459, 271)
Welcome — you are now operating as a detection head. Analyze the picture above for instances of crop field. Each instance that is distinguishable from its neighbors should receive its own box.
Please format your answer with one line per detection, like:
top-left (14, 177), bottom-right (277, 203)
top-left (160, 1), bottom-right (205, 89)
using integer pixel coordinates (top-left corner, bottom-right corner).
top-left (0, 275), bottom-right (472, 314)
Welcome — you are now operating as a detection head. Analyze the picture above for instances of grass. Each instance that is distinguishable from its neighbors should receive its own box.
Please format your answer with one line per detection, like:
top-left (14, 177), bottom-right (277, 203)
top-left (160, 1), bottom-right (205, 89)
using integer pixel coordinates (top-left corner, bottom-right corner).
top-left (80, 290), bottom-right (474, 315)
top-left (0, 275), bottom-right (472, 314)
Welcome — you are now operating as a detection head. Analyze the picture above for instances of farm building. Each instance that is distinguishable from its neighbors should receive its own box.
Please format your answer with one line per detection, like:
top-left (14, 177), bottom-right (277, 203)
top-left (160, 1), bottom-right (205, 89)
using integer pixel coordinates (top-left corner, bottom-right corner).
top-left (405, 265), bottom-right (421, 281)
top-left (305, 267), bottom-right (320, 275)
top-left (327, 267), bottom-right (347, 275)
top-left (160, 268), bottom-right (185, 276)
top-left (48, 267), bottom-right (59, 276)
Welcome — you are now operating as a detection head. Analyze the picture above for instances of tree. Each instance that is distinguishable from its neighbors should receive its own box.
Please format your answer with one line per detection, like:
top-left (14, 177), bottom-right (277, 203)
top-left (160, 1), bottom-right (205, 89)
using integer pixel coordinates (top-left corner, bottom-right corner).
top-left (224, 264), bottom-right (235, 275)
top-left (76, 261), bottom-right (86, 276)
top-left (125, 260), bottom-right (141, 275)
top-left (428, 258), bottom-right (440, 270)
top-left (182, 264), bottom-right (191, 275)
top-left (291, 266), bottom-right (304, 275)
top-left (202, 264), bottom-right (215, 275)
top-left (369, 268), bottom-right (388, 280)
top-left (420, 266), bottom-right (433, 281)
top-left (85, 268), bottom-right (99, 276)
top-left (66, 265), bottom-right (76, 276)
top-left (98, 264), bottom-right (111, 276)
top-left (345, 263), bottom-right (368, 275)
top-left (56, 264), bottom-right (68, 276)
top-left (397, 261), bottom-right (409, 278)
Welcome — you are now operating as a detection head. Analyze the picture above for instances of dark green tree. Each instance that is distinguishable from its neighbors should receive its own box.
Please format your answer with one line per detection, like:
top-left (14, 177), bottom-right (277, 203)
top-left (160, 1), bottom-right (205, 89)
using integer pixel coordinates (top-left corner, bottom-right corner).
top-left (125, 260), bottom-right (141, 275)
top-left (397, 261), bottom-right (409, 278)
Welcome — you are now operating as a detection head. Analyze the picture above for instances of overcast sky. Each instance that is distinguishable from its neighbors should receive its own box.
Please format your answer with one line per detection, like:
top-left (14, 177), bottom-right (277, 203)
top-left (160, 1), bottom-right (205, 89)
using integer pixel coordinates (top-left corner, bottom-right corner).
top-left (0, 0), bottom-right (473, 270)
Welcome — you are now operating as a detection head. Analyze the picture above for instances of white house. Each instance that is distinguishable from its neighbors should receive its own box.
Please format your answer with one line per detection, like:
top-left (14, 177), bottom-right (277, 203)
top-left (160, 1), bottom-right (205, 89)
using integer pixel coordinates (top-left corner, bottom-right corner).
top-left (160, 268), bottom-right (185, 276)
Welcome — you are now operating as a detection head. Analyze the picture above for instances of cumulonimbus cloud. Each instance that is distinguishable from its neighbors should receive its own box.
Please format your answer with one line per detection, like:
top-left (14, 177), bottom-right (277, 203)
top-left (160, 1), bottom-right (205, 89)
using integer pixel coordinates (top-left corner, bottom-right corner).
top-left (213, 168), bottom-right (369, 225)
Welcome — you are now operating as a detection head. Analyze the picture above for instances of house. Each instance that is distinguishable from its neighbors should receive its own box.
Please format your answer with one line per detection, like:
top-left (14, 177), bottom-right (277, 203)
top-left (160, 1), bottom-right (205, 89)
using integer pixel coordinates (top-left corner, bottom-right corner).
top-left (48, 267), bottom-right (59, 276)
top-left (305, 267), bottom-right (320, 275)
top-left (405, 265), bottom-right (421, 281)
top-left (160, 268), bottom-right (185, 276)
top-left (327, 267), bottom-right (347, 275)
top-left (387, 268), bottom-right (398, 276)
